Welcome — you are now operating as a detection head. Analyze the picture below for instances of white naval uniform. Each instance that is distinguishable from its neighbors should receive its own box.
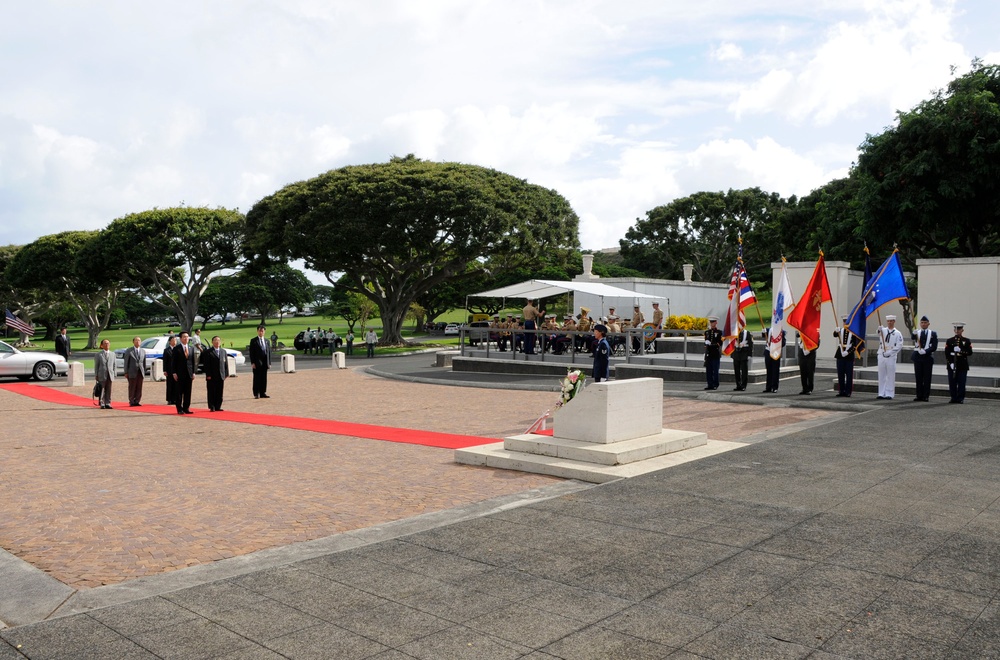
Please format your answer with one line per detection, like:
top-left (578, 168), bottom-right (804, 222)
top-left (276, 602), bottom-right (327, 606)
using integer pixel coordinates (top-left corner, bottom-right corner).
top-left (876, 325), bottom-right (904, 398)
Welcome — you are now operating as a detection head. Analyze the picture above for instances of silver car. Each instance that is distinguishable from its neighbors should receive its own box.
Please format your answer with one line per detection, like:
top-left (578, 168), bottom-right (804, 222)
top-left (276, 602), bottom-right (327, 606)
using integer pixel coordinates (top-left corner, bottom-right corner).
top-left (0, 340), bottom-right (69, 381)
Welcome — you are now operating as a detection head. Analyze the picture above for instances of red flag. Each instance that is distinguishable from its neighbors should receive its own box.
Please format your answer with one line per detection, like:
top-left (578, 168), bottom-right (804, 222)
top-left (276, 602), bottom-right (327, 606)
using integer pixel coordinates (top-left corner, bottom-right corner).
top-left (786, 255), bottom-right (831, 351)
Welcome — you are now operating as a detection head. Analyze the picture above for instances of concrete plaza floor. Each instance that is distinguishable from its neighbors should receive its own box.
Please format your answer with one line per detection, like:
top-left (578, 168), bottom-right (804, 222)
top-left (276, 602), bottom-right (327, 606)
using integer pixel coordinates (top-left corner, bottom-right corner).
top-left (2, 355), bottom-right (999, 658)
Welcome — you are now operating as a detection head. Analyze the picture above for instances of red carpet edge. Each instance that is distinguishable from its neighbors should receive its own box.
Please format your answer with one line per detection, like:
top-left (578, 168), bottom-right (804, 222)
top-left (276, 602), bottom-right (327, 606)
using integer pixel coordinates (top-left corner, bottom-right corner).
top-left (0, 382), bottom-right (497, 450)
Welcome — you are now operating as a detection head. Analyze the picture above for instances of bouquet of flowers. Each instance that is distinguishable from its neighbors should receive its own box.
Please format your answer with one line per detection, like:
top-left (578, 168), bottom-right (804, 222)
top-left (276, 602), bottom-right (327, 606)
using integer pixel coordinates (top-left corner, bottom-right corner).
top-left (557, 369), bottom-right (586, 407)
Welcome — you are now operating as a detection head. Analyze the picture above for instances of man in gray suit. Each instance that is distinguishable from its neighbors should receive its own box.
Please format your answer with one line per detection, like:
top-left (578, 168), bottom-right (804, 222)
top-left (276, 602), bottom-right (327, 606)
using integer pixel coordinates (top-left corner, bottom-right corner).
top-left (124, 336), bottom-right (147, 407)
top-left (94, 339), bottom-right (115, 409)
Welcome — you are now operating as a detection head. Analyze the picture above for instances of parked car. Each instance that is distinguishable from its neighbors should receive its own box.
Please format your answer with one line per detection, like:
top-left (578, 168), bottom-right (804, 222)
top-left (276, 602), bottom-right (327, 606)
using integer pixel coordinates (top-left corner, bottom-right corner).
top-left (444, 323), bottom-right (460, 336)
top-left (114, 336), bottom-right (245, 376)
top-left (468, 321), bottom-right (491, 345)
top-left (0, 340), bottom-right (69, 381)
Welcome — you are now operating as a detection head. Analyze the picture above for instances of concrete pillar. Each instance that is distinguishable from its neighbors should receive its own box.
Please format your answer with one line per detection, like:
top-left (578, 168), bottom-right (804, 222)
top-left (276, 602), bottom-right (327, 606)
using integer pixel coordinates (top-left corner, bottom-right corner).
top-left (281, 354), bottom-right (296, 373)
top-left (226, 355), bottom-right (237, 376)
top-left (151, 359), bottom-right (165, 382)
top-left (67, 362), bottom-right (85, 387)
top-left (683, 264), bottom-right (693, 282)
top-left (332, 352), bottom-right (346, 369)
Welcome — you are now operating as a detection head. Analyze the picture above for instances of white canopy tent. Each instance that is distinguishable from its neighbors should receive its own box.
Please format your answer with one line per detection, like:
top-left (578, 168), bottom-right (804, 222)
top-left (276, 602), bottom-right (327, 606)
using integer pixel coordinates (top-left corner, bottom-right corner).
top-left (467, 279), bottom-right (658, 319)
top-left (470, 279), bottom-right (658, 300)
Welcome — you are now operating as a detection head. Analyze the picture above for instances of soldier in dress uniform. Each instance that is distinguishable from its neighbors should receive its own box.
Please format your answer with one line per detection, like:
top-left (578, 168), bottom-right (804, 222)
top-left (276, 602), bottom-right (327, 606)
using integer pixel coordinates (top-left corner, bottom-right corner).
top-left (761, 326), bottom-right (786, 393)
top-left (910, 315), bottom-right (938, 402)
top-left (875, 314), bottom-right (904, 400)
top-left (704, 316), bottom-right (723, 390)
top-left (797, 333), bottom-right (818, 395)
top-left (576, 307), bottom-right (592, 353)
top-left (945, 322), bottom-right (973, 404)
top-left (833, 315), bottom-right (865, 397)
top-left (731, 326), bottom-right (753, 391)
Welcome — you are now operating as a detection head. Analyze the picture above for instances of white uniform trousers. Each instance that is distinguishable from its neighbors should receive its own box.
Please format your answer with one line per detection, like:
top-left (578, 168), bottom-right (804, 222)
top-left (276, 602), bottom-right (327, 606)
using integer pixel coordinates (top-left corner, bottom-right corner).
top-left (877, 353), bottom-right (898, 398)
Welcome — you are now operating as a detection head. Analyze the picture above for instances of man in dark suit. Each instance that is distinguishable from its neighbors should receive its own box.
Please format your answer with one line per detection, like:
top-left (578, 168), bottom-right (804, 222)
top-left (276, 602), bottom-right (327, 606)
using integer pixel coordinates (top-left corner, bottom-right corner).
top-left (124, 336), bottom-right (147, 406)
top-left (761, 327), bottom-right (786, 393)
top-left (199, 335), bottom-right (230, 412)
top-left (910, 315), bottom-right (938, 402)
top-left (797, 334), bottom-right (818, 395)
top-left (249, 324), bottom-right (271, 399)
top-left (172, 331), bottom-right (197, 414)
top-left (55, 327), bottom-right (71, 361)
top-left (163, 334), bottom-right (178, 405)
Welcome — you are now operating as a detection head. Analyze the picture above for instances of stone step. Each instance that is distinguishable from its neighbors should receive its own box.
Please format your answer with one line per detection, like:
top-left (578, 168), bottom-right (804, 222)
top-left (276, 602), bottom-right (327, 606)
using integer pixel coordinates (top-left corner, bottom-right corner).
top-left (503, 429), bottom-right (708, 466)
top-left (455, 440), bottom-right (746, 483)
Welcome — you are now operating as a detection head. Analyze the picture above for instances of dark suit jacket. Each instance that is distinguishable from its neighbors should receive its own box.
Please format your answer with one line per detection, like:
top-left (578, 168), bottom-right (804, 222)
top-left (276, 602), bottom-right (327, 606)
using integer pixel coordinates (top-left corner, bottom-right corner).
top-left (249, 336), bottom-right (270, 369)
top-left (55, 334), bottom-right (70, 359)
top-left (173, 342), bottom-right (197, 378)
top-left (162, 343), bottom-right (176, 376)
top-left (199, 346), bottom-right (229, 380)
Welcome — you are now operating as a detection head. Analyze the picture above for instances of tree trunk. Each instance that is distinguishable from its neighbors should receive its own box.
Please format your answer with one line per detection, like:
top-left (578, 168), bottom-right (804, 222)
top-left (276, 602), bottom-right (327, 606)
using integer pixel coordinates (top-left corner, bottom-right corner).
top-left (378, 299), bottom-right (411, 345)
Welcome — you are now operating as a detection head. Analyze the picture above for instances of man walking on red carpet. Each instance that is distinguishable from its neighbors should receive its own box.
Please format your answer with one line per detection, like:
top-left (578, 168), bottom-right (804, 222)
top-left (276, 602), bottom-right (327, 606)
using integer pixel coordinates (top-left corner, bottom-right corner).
top-left (250, 324), bottom-right (271, 399)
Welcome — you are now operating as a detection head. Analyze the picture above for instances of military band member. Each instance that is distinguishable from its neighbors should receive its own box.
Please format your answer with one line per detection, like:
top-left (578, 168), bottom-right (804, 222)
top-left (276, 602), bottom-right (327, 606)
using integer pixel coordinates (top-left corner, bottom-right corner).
top-left (875, 314), bottom-right (904, 400)
top-left (910, 315), bottom-right (938, 402)
top-left (631, 305), bottom-right (646, 354)
top-left (945, 322), bottom-right (973, 404)
top-left (704, 316), bottom-right (723, 390)
top-left (576, 307), bottom-right (592, 352)
top-left (833, 316), bottom-right (865, 397)
top-left (731, 327), bottom-right (753, 391)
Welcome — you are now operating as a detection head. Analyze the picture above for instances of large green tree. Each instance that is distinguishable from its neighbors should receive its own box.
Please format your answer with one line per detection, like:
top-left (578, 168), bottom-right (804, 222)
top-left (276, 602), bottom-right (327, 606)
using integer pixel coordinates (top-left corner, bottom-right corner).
top-left (245, 156), bottom-right (579, 344)
top-left (7, 231), bottom-right (122, 348)
top-left (234, 263), bottom-right (314, 322)
top-left (855, 60), bottom-right (1000, 258)
top-left (89, 207), bottom-right (246, 331)
top-left (620, 188), bottom-right (787, 284)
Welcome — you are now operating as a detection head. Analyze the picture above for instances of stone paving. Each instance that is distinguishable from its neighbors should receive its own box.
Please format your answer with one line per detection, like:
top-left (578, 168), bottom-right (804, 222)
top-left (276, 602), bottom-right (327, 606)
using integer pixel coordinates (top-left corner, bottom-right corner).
top-left (0, 367), bottom-right (831, 592)
top-left (3, 385), bottom-right (999, 658)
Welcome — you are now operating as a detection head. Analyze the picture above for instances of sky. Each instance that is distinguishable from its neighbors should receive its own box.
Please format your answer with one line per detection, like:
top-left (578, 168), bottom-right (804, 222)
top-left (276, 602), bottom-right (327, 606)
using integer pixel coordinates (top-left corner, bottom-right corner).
top-left (2, 0), bottom-right (998, 266)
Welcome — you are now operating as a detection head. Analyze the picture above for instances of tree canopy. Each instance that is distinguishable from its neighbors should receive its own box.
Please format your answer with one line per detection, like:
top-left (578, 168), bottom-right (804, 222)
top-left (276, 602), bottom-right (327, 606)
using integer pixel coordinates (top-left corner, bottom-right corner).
top-left (89, 207), bottom-right (246, 331)
top-left (619, 188), bottom-right (787, 284)
top-left (245, 156), bottom-right (579, 344)
top-left (6, 231), bottom-right (121, 348)
top-left (855, 60), bottom-right (1000, 258)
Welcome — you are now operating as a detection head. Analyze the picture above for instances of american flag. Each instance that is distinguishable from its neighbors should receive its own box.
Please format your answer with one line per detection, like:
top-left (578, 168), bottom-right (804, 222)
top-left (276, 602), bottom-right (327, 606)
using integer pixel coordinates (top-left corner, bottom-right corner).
top-left (4, 309), bottom-right (35, 336)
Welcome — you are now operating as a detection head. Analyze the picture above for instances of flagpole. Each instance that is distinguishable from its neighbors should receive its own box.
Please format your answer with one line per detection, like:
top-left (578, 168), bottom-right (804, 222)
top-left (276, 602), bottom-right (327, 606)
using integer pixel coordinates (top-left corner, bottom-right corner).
top-left (823, 249), bottom-right (841, 327)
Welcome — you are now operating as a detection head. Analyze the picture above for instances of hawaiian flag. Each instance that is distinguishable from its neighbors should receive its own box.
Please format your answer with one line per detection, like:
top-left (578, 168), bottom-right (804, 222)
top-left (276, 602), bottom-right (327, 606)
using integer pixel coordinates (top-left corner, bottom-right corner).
top-left (787, 254), bottom-right (832, 352)
top-left (4, 309), bottom-right (35, 336)
top-left (721, 264), bottom-right (744, 356)
top-left (722, 262), bottom-right (756, 356)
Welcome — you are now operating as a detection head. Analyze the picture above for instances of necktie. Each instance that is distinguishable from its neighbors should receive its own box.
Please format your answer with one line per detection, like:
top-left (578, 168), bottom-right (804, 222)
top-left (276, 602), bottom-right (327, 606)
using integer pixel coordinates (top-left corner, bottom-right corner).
top-left (920, 330), bottom-right (926, 347)
top-left (184, 346), bottom-right (188, 358)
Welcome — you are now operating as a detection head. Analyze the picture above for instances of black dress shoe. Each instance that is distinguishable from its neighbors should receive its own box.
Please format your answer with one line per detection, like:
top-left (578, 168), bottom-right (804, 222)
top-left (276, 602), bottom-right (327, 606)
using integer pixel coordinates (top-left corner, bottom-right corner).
top-left (216, 408), bottom-right (224, 412)
top-left (177, 410), bottom-right (185, 415)
top-left (208, 408), bottom-right (215, 412)
top-left (260, 394), bottom-right (270, 398)
top-left (703, 386), bottom-right (713, 390)
top-left (876, 396), bottom-right (886, 400)
top-left (733, 387), bottom-right (742, 391)
top-left (184, 409), bottom-right (193, 414)
top-left (762, 389), bottom-right (772, 393)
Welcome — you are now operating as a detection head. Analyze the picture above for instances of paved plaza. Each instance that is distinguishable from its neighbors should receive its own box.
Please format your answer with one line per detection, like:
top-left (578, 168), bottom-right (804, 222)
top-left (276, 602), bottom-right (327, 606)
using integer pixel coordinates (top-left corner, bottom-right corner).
top-left (1, 355), bottom-right (999, 658)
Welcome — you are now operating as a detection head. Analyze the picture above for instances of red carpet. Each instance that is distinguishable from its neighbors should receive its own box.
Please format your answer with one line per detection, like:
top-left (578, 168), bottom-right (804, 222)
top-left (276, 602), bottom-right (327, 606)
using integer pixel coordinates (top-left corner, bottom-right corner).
top-left (0, 383), bottom-right (497, 450)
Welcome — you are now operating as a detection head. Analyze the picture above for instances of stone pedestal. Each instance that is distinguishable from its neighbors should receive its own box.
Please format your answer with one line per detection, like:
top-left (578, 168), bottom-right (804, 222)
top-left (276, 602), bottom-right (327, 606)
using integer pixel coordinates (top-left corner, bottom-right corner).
top-left (151, 359), bottom-right (165, 382)
top-left (281, 354), bottom-right (296, 373)
top-left (456, 377), bottom-right (739, 482)
top-left (67, 362), bottom-right (85, 387)
top-left (332, 352), bottom-right (346, 369)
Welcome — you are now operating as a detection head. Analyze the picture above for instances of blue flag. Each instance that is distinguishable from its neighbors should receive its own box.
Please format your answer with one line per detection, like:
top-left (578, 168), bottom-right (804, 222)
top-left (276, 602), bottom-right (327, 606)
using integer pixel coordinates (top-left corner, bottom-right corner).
top-left (846, 251), bottom-right (909, 337)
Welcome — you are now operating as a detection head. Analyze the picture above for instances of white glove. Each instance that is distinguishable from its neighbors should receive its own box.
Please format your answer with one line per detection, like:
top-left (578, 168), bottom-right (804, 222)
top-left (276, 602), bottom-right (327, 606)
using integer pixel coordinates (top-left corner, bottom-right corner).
top-left (954, 346), bottom-right (960, 353)
top-left (705, 340), bottom-right (711, 345)
top-left (917, 348), bottom-right (925, 355)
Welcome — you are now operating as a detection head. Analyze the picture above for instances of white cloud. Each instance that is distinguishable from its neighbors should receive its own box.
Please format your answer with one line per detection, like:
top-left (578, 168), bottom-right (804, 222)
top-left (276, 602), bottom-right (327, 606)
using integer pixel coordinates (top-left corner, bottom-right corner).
top-left (0, 0), bottom-right (990, 262)
top-left (731, 0), bottom-right (968, 124)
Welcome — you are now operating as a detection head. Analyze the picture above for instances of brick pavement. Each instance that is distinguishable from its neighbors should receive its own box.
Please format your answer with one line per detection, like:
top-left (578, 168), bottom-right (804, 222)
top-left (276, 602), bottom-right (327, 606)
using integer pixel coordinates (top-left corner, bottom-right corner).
top-left (1, 367), bottom-right (832, 591)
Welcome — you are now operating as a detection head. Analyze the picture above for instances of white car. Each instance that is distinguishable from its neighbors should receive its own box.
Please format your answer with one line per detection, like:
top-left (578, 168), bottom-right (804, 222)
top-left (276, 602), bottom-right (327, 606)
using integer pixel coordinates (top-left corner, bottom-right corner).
top-left (115, 336), bottom-right (246, 376)
top-left (444, 323), bottom-right (460, 335)
top-left (0, 340), bottom-right (69, 381)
